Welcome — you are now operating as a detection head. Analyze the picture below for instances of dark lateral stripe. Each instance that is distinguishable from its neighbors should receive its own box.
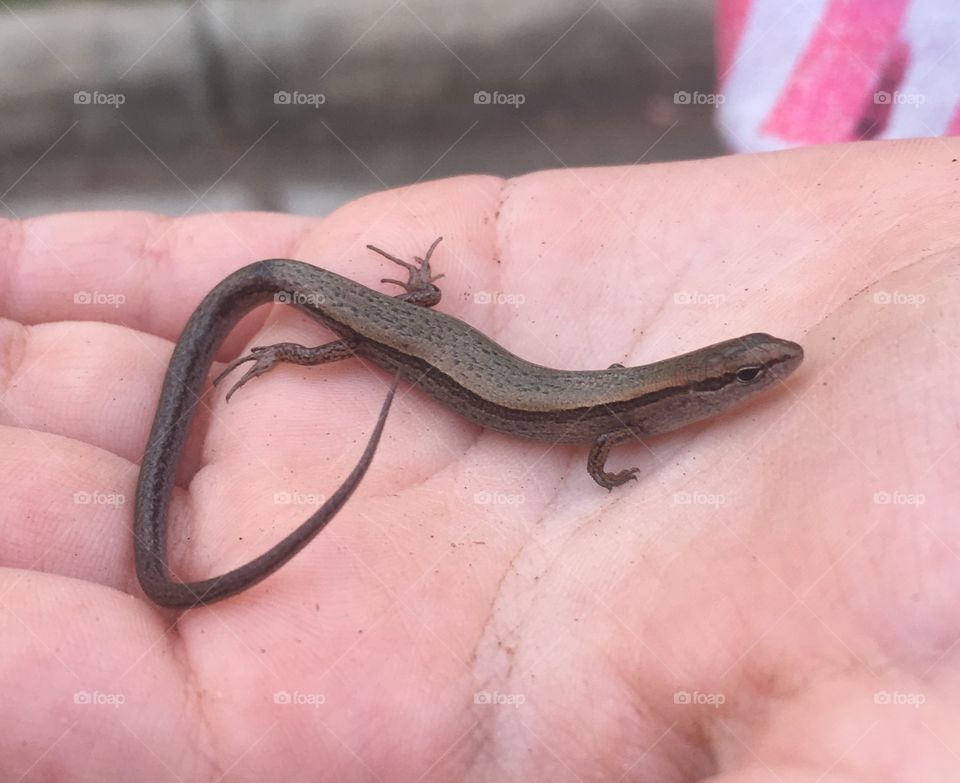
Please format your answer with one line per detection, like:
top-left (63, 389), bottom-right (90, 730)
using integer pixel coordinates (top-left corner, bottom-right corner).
top-left (364, 341), bottom-right (792, 431)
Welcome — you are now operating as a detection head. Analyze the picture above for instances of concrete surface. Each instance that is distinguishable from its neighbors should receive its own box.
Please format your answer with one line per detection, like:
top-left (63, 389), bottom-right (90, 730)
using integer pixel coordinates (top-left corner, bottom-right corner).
top-left (0, 0), bottom-right (720, 218)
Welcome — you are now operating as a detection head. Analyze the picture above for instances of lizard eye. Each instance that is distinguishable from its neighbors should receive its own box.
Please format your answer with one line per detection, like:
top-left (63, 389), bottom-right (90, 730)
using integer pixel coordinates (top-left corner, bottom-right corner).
top-left (735, 365), bottom-right (764, 384)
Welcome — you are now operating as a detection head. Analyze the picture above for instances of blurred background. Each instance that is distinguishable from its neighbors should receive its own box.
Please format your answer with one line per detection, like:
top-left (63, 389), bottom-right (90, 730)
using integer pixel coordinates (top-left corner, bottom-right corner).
top-left (0, 0), bottom-right (719, 218)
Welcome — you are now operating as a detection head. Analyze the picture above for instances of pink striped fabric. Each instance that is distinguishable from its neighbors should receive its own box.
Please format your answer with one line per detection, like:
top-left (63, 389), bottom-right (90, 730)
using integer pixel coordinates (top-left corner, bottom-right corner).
top-left (716, 0), bottom-right (960, 151)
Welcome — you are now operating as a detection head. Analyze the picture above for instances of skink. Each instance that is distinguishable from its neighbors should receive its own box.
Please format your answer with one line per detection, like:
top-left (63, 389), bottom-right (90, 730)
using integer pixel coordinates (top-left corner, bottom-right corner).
top-left (135, 238), bottom-right (803, 607)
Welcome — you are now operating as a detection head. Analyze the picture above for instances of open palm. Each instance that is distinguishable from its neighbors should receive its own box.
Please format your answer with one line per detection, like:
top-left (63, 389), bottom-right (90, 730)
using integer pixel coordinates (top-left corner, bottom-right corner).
top-left (2, 138), bottom-right (958, 781)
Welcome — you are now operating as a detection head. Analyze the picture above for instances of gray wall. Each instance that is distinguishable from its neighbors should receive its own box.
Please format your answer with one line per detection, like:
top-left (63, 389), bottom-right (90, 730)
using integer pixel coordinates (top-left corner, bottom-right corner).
top-left (0, 0), bottom-right (719, 217)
